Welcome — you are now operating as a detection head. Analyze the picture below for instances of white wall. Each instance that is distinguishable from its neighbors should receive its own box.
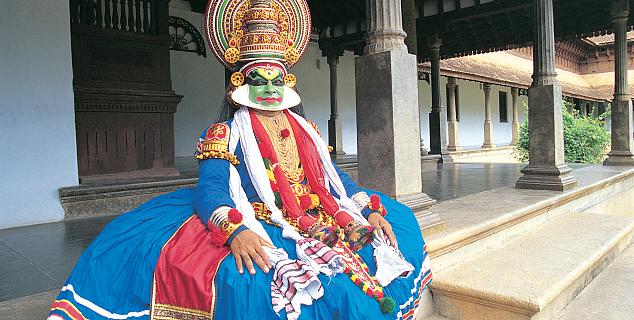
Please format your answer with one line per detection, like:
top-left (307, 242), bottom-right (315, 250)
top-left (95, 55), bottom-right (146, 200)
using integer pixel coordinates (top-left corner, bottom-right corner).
top-left (170, 6), bottom-right (227, 157)
top-left (0, 0), bottom-right (78, 228)
top-left (418, 77), bottom-right (528, 149)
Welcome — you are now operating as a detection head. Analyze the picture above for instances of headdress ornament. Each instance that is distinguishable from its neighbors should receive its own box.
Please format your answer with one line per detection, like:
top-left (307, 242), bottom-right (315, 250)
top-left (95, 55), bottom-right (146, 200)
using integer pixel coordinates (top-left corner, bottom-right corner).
top-left (205, 0), bottom-right (310, 91)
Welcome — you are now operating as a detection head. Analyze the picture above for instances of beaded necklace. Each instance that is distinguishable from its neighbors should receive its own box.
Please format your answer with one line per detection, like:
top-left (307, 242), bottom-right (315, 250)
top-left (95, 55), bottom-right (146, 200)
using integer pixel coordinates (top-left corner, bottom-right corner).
top-left (255, 113), bottom-right (305, 183)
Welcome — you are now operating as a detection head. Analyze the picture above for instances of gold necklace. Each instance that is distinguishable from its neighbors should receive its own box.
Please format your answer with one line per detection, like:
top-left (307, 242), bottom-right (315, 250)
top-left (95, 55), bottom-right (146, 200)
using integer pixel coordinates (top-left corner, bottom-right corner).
top-left (255, 113), bottom-right (305, 183)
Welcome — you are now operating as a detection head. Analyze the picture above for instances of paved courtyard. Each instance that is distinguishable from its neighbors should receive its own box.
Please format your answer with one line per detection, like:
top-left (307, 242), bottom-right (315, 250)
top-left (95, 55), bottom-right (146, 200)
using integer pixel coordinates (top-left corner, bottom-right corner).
top-left (0, 162), bottom-right (527, 304)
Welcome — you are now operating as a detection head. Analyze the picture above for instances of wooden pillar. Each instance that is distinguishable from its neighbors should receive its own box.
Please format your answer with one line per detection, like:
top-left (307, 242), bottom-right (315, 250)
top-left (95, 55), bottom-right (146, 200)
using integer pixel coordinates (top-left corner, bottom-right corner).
top-left (516, 0), bottom-right (577, 191)
top-left (605, 0), bottom-right (634, 165)
top-left (447, 77), bottom-right (461, 151)
top-left (401, 0), bottom-right (417, 55)
top-left (428, 33), bottom-right (447, 155)
top-left (327, 51), bottom-right (346, 156)
top-left (482, 83), bottom-right (495, 149)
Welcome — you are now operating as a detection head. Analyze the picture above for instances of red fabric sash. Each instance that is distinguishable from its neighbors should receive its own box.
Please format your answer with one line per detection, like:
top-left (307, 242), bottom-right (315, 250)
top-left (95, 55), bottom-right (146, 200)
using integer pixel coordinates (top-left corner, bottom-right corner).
top-left (151, 216), bottom-right (230, 319)
top-left (284, 111), bottom-right (341, 215)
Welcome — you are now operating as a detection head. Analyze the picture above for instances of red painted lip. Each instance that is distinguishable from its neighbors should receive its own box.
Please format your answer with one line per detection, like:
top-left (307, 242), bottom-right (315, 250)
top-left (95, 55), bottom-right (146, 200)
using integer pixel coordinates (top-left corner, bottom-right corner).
top-left (256, 96), bottom-right (282, 103)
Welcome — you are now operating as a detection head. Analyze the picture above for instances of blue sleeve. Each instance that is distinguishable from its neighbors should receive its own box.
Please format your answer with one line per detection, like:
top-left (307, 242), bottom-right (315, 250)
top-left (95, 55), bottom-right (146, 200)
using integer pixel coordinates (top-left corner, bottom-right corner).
top-left (334, 163), bottom-right (364, 197)
top-left (193, 158), bottom-right (236, 226)
top-left (192, 124), bottom-right (236, 227)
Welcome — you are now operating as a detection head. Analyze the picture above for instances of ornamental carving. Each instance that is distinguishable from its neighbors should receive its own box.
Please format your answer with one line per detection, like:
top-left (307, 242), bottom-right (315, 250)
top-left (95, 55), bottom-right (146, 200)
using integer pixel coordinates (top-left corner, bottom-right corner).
top-left (168, 16), bottom-right (207, 57)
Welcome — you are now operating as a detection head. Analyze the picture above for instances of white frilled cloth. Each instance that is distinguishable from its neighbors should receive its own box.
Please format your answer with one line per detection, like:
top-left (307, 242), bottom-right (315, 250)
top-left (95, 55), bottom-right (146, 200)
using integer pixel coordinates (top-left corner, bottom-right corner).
top-left (227, 107), bottom-right (413, 319)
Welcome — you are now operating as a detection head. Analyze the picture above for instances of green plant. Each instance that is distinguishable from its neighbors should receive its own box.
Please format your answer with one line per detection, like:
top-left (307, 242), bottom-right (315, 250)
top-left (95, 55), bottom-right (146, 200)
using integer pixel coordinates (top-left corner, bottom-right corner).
top-left (514, 100), bottom-right (610, 164)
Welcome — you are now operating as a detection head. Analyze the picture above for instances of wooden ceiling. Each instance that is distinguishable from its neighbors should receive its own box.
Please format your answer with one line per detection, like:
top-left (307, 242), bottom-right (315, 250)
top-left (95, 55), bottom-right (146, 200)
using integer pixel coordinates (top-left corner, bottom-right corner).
top-left (188, 0), bottom-right (634, 60)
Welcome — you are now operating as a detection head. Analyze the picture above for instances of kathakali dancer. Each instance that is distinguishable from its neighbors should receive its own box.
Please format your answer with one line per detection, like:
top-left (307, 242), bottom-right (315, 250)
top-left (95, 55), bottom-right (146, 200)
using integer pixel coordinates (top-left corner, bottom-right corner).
top-left (48, 0), bottom-right (432, 319)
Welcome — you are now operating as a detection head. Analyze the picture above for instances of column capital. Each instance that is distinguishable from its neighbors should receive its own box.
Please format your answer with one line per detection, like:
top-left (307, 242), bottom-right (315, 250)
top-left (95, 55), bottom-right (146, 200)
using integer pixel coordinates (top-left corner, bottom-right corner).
top-left (447, 77), bottom-right (457, 87)
top-left (364, 0), bottom-right (408, 54)
top-left (511, 87), bottom-right (519, 95)
top-left (427, 33), bottom-right (442, 50)
top-left (482, 82), bottom-right (491, 93)
top-left (611, 0), bottom-right (629, 18)
top-left (318, 37), bottom-right (344, 66)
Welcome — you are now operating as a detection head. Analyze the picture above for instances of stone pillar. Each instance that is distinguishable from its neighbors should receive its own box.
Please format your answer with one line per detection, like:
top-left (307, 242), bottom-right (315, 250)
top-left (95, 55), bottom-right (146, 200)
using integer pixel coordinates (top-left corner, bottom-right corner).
top-left (605, 0), bottom-right (634, 165)
top-left (511, 87), bottom-right (520, 145)
top-left (482, 83), bottom-right (496, 149)
top-left (447, 77), bottom-right (461, 151)
top-left (327, 51), bottom-right (346, 156)
top-left (428, 33), bottom-right (447, 155)
top-left (356, 0), bottom-right (444, 237)
top-left (516, 0), bottom-right (577, 191)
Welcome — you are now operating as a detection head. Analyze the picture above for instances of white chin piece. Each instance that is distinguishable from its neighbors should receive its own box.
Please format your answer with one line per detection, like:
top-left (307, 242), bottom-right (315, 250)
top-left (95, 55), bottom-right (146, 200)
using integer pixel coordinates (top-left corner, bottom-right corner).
top-left (231, 85), bottom-right (301, 111)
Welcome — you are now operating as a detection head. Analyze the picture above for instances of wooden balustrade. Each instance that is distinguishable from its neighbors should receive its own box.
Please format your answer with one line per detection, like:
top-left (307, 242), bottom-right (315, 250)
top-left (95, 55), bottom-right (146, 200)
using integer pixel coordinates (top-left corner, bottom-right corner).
top-left (69, 0), bottom-right (157, 34)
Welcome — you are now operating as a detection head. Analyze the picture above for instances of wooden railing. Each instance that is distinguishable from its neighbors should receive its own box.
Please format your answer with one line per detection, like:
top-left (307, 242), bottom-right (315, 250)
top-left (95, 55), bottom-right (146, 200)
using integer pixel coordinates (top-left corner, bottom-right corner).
top-left (70, 0), bottom-right (158, 34)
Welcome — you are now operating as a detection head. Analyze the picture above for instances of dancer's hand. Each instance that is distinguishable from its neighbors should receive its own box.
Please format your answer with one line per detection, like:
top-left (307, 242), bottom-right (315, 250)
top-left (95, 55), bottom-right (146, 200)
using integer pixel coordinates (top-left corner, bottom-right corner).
top-left (368, 213), bottom-right (397, 248)
top-left (229, 230), bottom-right (274, 275)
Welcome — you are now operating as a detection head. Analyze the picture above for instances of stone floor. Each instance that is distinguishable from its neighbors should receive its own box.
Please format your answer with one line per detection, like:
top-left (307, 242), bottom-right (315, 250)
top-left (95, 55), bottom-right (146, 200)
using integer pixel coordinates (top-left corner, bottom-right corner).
top-left (0, 162), bottom-right (532, 304)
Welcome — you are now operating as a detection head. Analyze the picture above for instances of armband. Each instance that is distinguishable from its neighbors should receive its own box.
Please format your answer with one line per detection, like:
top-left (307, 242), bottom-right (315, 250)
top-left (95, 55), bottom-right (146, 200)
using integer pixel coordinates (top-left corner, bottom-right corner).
top-left (362, 194), bottom-right (387, 219)
top-left (195, 123), bottom-right (239, 165)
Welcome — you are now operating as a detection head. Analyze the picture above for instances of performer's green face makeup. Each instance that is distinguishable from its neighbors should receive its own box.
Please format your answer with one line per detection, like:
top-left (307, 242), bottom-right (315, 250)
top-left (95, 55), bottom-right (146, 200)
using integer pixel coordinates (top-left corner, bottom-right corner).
top-left (247, 68), bottom-right (285, 108)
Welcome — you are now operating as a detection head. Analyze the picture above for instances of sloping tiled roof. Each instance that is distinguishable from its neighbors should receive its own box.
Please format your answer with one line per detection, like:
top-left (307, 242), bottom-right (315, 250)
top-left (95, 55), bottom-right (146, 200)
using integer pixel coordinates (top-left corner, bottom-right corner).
top-left (584, 31), bottom-right (634, 46)
top-left (420, 51), bottom-right (633, 101)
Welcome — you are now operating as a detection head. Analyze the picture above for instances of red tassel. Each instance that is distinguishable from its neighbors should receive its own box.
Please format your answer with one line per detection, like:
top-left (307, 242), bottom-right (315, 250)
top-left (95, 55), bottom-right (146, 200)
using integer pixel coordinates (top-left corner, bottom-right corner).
top-left (298, 215), bottom-right (317, 231)
top-left (370, 194), bottom-right (381, 210)
top-left (228, 208), bottom-right (243, 224)
top-left (299, 194), bottom-right (313, 210)
top-left (280, 128), bottom-right (290, 138)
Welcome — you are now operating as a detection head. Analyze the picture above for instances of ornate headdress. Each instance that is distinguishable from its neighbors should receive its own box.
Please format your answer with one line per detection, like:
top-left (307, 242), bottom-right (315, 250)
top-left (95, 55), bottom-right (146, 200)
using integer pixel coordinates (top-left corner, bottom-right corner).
top-left (205, 0), bottom-right (311, 110)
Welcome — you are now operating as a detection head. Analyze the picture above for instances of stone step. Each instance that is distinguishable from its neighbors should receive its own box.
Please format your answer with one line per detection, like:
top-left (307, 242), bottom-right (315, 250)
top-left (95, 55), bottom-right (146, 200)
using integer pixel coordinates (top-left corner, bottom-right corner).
top-left (554, 244), bottom-right (634, 320)
top-left (427, 167), bottom-right (634, 272)
top-left (431, 212), bottom-right (634, 320)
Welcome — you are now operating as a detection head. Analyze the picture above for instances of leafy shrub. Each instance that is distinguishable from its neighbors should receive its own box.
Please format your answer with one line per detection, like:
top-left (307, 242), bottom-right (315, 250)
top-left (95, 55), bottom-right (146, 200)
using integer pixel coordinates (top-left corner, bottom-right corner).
top-left (515, 100), bottom-right (610, 164)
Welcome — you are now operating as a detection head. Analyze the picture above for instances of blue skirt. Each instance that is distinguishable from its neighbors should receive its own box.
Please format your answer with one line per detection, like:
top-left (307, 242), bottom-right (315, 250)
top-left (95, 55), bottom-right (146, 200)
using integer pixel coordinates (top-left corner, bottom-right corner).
top-left (49, 189), bottom-right (431, 320)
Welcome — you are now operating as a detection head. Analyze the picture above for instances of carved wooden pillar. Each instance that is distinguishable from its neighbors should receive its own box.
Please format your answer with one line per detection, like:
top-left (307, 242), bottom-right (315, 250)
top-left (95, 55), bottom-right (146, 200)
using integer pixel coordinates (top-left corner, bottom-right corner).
top-left (327, 51), bottom-right (346, 156)
top-left (428, 33), bottom-right (447, 155)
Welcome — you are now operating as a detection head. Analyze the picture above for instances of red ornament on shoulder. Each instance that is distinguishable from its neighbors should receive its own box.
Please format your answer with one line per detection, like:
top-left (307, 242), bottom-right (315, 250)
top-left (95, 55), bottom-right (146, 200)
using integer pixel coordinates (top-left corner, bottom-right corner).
top-left (280, 128), bottom-right (291, 138)
top-left (228, 208), bottom-right (243, 224)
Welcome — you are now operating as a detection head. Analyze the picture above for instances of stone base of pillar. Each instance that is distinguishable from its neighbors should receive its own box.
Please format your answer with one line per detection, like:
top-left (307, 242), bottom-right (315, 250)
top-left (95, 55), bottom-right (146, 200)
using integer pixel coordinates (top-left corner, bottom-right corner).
top-left (511, 121), bottom-right (520, 146)
top-left (482, 121), bottom-right (495, 148)
top-left (328, 117), bottom-right (346, 156)
top-left (429, 111), bottom-right (448, 155)
top-left (604, 150), bottom-right (634, 166)
top-left (446, 146), bottom-right (463, 152)
top-left (604, 99), bottom-right (634, 166)
top-left (447, 121), bottom-right (462, 151)
top-left (397, 192), bottom-right (446, 238)
top-left (515, 164), bottom-right (577, 191)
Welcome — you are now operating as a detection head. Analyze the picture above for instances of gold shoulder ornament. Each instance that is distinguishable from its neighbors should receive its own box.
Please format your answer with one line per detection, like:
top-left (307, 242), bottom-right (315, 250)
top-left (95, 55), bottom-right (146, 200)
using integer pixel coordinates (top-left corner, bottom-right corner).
top-left (194, 123), bottom-right (240, 165)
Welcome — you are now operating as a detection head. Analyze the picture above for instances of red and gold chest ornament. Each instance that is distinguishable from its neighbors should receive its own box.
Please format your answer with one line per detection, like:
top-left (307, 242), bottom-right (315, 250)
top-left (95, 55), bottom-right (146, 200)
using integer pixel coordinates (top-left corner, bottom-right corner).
top-left (195, 123), bottom-right (239, 165)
